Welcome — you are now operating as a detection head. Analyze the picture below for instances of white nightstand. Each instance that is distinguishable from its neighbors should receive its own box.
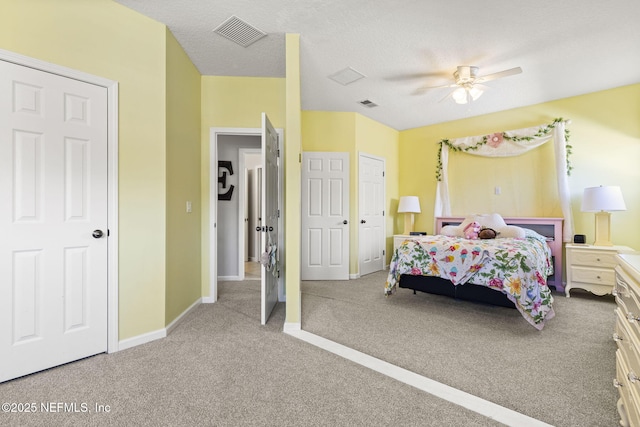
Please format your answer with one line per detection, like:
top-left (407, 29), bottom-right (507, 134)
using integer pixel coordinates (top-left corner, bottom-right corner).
top-left (393, 235), bottom-right (418, 250)
top-left (393, 234), bottom-right (432, 251)
top-left (565, 244), bottom-right (634, 297)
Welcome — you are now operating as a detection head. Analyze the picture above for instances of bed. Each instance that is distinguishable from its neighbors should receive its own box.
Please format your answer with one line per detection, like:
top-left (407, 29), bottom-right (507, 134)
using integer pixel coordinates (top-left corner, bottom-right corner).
top-left (385, 215), bottom-right (563, 330)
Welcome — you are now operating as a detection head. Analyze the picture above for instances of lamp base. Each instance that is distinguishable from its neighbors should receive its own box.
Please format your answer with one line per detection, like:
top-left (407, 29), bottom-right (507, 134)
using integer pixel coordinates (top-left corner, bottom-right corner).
top-left (403, 213), bottom-right (415, 235)
top-left (592, 211), bottom-right (613, 246)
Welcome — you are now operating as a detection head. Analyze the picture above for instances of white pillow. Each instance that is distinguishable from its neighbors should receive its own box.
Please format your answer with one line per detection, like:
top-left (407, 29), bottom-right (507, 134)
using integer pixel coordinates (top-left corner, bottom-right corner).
top-left (495, 225), bottom-right (526, 239)
top-left (440, 225), bottom-right (463, 237)
top-left (472, 213), bottom-right (507, 229)
top-left (447, 213), bottom-right (525, 239)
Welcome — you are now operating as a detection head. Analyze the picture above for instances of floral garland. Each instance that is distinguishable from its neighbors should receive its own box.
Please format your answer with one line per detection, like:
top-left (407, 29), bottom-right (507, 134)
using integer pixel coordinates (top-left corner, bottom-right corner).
top-left (435, 118), bottom-right (572, 181)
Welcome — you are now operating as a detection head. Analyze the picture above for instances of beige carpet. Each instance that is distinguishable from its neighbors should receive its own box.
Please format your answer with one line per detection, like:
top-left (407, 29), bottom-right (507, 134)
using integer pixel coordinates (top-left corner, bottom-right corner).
top-left (301, 270), bottom-right (620, 427)
top-left (1, 279), bottom-right (504, 427)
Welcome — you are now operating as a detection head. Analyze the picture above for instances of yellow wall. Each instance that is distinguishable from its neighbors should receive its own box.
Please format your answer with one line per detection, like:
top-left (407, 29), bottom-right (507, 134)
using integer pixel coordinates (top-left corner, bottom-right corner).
top-left (200, 76), bottom-right (286, 297)
top-left (285, 34), bottom-right (303, 324)
top-left (399, 83), bottom-right (640, 248)
top-left (301, 111), bottom-right (400, 273)
top-left (0, 0), bottom-right (169, 339)
top-left (165, 29), bottom-right (202, 324)
top-left (302, 111), bottom-right (357, 151)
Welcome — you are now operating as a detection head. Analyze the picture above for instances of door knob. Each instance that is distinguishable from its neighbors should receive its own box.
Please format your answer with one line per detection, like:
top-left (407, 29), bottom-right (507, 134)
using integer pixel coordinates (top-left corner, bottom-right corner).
top-left (343, 220), bottom-right (348, 225)
top-left (92, 230), bottom-right (104, 238)
top-left (360, 220), bottom-right (366, 224)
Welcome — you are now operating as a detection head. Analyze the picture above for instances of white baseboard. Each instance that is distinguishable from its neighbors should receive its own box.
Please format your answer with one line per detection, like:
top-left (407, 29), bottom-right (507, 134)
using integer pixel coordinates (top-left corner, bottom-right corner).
top-left (202, 296), bottom-right (216, 303)
top-left (118, 297), bottom-right (202, 351)
top-left (118, 328), bottom-right (166, 351)
top-left (283, 322), bottom-right (301, 333)
top-left (285, 329), bottom-right (551, 427)
top-left (218, 275), bottom-right (242, 281)
top-left (349, 273), bottom-right (360, 279)
top-left (166, 298), bottom-right (202, 335)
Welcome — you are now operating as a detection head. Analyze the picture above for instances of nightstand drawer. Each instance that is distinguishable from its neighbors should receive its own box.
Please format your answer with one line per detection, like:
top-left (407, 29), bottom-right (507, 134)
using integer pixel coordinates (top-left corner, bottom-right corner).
top-left (571, 249), bottom-right (618, 268)
top-left (570, 265), bottom-right (615, 285)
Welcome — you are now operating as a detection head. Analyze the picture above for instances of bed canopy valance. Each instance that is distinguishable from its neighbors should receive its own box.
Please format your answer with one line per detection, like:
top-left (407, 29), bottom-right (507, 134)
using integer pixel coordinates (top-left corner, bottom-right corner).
top-left (434, 118), bottom-right (573, 241)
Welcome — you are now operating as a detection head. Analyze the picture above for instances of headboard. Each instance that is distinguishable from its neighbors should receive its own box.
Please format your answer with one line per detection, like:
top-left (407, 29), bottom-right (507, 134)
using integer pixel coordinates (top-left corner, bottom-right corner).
top-left (435, 216), bottom-right (564, 292)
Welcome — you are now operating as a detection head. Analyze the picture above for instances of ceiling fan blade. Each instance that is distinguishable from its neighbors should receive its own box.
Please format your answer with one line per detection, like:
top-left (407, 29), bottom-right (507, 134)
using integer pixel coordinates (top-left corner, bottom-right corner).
top-left (413, 83), bottom-right (456, 95)
top-left (476, 67), bottom-right (522, 83)
top-left (438, 89), bottom-right (457, 103)
top-left (386, 71), bottom-right (450, 82)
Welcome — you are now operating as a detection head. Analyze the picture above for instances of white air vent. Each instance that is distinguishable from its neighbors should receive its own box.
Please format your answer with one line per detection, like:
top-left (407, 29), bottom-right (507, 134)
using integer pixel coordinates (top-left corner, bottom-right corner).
top-left (359, 99), bottom-right (378, 108)
top-left (328, 67), bottom-right (366, 85)
top-left (213, 15), bottom-right (267, 47)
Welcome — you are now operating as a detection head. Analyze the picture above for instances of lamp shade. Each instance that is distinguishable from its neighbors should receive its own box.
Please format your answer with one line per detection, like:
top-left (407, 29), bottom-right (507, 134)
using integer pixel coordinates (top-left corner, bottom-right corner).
top-left (398, 196), bottom-right (421, 213)
top-left (581, 186), bottom-right (627, 212)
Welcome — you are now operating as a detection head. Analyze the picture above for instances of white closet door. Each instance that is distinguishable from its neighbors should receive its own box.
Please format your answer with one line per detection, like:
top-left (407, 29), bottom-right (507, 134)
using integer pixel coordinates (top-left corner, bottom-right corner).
top-left (301, 152), bottom-right (349, 280)
top-left (359, 153), bottom-right (385, 276)
top-left (0, 59), bottom-right (108, 382)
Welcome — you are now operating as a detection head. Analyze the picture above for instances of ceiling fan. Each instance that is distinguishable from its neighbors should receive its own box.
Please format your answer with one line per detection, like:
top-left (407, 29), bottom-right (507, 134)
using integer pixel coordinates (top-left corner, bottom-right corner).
top-left (415, 65), bottom-right (522, 104)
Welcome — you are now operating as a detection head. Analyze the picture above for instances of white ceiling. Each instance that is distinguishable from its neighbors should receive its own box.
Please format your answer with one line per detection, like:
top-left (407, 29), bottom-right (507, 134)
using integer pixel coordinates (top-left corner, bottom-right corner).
top-left (115, 0), bottom-right (640, 131)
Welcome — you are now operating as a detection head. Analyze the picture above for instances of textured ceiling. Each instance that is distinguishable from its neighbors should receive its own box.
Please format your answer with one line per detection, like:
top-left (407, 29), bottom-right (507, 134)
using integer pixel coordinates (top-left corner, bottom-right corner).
top-left (115, 0), bottom-right (640, 130)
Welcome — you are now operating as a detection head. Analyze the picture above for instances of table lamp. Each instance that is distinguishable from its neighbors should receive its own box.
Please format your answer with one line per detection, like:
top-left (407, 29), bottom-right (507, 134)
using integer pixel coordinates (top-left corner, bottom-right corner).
top-left (581, 185), bottom-right (626, 246)
top-left (398, 196), bottom-right (421, 235)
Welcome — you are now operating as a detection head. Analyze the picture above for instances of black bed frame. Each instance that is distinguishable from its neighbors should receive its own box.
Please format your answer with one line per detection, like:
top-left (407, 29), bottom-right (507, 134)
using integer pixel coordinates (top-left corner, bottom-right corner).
top-left (398, 274), bottom-right (516, 308)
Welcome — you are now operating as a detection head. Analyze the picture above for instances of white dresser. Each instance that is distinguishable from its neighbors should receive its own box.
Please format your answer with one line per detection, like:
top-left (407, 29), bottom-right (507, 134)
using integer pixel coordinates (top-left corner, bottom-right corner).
top-left (614, 253), bottom-right (640, 427)
top-left (565, 244), bottom-right (634, 297)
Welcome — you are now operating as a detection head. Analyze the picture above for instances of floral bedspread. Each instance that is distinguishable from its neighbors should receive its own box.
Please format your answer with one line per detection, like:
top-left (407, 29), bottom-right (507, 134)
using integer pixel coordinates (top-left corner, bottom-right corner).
top-left (385, 229), bottom-right (555, 329)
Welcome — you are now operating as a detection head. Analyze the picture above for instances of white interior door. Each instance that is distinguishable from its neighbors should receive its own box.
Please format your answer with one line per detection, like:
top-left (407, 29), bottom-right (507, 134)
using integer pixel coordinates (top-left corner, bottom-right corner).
top-left (209, 129), bottom-right (282, 306)
top-left (260, 113), bottom-right (279, 325)
top-left (359, 153), bottom-right (385, 276)
top-left (0, 59), bottom-right (108, 382)
top-left (301, 152), bottom-right (350, 280)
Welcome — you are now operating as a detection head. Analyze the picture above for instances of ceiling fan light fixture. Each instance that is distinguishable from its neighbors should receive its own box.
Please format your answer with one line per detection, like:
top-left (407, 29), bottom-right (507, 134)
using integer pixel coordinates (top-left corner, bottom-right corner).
top-left (469, 86), bottom-right (483, 101)
top-left (452, 85), bottom-right (483, 104)
top-left (452, 87), bottom-right (468, 104)
top-left (419, 65), bottom-right (520, 105)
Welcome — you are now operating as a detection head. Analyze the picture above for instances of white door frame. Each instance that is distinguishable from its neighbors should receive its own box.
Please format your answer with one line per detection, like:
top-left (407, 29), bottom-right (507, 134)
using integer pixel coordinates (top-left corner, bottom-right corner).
top-left (208, 127), bottom-right (284, 302)
top-left (0, 48), bottom-right (120, 353)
